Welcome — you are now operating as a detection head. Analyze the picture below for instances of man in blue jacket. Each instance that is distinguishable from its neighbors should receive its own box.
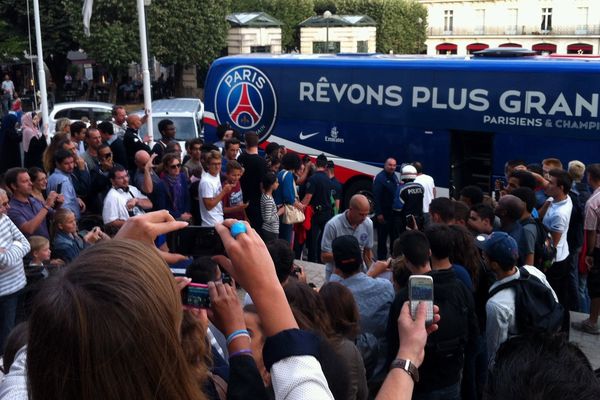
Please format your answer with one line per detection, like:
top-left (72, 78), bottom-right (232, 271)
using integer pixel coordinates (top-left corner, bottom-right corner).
top-left (373, 158), bottom-right (399, 260)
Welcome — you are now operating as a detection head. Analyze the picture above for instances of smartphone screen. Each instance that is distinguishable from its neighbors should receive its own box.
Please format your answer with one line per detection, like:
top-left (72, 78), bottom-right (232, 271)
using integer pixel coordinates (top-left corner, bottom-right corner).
top-left (167, 226), bottom-right (225, 257)
top-left (409, 275), bottom-right (434, 325)
top-left (56, 183), bottom-right (63, 194)
top-left (181, 283), bottom-right (210, 309)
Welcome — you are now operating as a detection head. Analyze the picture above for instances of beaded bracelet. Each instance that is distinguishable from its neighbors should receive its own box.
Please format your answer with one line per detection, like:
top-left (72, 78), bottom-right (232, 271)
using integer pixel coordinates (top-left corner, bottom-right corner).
top-left (226, 329), bottom-right (250, 346)
top-left (229, 349), bottom-right (252, 359)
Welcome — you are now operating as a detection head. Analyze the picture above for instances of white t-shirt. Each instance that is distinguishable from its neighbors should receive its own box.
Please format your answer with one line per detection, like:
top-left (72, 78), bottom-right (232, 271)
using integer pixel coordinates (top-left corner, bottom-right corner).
top-left (542, 196), bottom-right (572, 262)
top-left (2, 79), bottom-right (14, 96)
top-left (199, 172), bottom-right (223, 227)
top-left (414, 173), bottom-right (435, 213)
top-left (103, 185), bottom-right (148, 224)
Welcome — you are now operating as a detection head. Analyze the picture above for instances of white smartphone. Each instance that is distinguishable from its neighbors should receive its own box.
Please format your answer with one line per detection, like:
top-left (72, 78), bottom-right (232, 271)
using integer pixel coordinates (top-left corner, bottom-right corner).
top-left (408, 275), bottom-right (434, 326)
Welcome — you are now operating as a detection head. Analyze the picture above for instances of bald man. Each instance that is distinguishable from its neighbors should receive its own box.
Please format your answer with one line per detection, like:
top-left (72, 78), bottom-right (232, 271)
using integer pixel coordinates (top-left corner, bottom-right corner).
top-left (123, 114), bottom-right (151, 171)
top-left (321, 194), bottom-right (374, 280)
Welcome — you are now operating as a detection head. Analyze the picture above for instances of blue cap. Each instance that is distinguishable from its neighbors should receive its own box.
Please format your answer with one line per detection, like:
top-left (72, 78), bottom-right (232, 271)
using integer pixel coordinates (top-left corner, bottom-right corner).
top-left (475, 231), bottom-right (518, 266)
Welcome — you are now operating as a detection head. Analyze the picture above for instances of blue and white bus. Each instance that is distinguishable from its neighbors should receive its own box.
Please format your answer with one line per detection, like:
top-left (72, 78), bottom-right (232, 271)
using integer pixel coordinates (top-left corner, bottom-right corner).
top-left (203, 51), bottom-right (600, 205)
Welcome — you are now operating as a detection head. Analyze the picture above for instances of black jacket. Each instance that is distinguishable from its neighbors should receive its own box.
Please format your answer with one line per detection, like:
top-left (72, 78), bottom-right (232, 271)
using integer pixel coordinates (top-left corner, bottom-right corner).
top-left (386, 268), bottom-right (479, 392)
top-left (123, 127), bottom-right (151, 171)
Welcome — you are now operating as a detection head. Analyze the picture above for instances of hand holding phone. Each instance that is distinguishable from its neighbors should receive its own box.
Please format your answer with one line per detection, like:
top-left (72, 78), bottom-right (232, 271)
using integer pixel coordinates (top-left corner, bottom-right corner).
top-left (409, 275), bottom-right (434, 326)
top-left (181, 283), bottom-right (210, 309)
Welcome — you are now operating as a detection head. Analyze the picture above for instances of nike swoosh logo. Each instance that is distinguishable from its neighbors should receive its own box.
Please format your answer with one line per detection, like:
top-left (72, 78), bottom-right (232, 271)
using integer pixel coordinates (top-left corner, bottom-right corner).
top-left (299, 131), bottom-right (320, 140)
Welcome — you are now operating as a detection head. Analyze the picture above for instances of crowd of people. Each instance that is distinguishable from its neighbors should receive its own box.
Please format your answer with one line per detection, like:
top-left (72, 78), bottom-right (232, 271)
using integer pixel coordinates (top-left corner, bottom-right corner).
top-left (0, 102), bottom-right (599, 399)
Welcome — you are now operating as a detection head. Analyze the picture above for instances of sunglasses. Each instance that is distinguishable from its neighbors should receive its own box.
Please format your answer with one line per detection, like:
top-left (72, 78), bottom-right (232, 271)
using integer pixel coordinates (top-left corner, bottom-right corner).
top-left (169, 163), bottom-right (182, 169)
top-left (99, 152), bottom-right (113, 160)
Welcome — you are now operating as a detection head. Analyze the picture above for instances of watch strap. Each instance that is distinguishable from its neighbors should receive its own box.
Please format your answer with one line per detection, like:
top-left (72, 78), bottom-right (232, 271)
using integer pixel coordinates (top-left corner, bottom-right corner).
top-left (390, 358), bottom-right (419, 383)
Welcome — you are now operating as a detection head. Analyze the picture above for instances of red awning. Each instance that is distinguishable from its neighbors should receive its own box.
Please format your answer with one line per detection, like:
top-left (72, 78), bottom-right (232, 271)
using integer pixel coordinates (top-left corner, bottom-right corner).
top-left (532, 43), bottom-right (557, 53)
top-left (567, 43), bottom-right (593, 53)
top-left (499, 43), bottom-right (522, 48)
top-left (436, 43), bottom-right (457, 51)
top-left (467, 43), bottom-right (489, 51)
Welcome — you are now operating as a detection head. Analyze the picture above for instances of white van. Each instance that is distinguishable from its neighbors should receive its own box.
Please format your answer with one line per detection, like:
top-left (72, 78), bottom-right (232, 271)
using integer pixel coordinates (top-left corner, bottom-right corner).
top-left (138, 98), bottom-right (204, 143)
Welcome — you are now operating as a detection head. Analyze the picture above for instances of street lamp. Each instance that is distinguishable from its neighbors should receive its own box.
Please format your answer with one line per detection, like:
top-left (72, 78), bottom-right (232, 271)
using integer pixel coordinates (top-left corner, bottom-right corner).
top-left (323, 10), bottom-right (332, 53)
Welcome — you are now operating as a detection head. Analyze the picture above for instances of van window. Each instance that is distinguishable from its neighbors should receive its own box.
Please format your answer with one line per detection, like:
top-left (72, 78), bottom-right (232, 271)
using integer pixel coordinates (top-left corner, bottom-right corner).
top-left (68, 108), bottom-right (90, 120)
top-left (92, 108), bottom-right (112, 122)
top-left (140, 116), bottom-right (198, 140)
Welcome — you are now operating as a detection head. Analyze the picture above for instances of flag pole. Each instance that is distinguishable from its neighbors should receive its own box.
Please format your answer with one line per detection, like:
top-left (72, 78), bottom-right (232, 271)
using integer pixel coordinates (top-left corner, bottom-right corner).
top-left (32, 0), bottom-right (49, 135)
top-left (137, 0), bottom-right (153, 141)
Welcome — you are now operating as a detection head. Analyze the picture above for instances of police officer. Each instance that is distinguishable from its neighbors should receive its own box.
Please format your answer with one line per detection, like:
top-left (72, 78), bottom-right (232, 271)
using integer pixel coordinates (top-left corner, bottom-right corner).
top-left (393, 165), bottom-right (425, 234)
top-left (301, 154), bottom-right (335, 262)
top-left (373, 157), bottom-right (400, 260)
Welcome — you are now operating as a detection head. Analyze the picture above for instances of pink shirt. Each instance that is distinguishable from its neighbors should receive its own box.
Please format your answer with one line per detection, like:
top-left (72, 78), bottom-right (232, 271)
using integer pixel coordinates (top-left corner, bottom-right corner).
top-left (584, 187), bottom-right (600, 249)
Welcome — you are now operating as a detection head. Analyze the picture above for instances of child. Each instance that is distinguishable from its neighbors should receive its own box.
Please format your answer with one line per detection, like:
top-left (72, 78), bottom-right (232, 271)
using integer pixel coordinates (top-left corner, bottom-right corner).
top-left (261, 172), bottom-right (284, 243)
top-left (222, 160), bottom-right (248, 221)
top-left (22, 236), bottom-right (52, 320)
top-left (27, 235), bottom-right (51, 278)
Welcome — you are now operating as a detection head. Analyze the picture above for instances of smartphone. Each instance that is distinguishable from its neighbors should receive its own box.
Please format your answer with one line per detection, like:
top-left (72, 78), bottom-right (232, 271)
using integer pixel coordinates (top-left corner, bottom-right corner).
top-left (181, 283), bottom-right (210, 309)
top-left (56, 182), bottom-right (63, 194)
top-left (167, 226), bottom-right (225, 257)
top-left (408, 275), bottom-right (434, 326)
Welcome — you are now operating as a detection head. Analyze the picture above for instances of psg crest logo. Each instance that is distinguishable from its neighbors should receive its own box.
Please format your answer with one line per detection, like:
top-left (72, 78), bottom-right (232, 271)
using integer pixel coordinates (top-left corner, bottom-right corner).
top-left (214, 65), bottom-right (277, 142)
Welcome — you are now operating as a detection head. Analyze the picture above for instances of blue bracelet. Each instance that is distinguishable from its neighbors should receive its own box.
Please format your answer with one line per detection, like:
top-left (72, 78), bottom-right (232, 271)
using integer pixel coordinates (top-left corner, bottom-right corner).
top-left (229, 349), bottom-right (252, 359)
top-left (226, 329), bottom-right (250, 346)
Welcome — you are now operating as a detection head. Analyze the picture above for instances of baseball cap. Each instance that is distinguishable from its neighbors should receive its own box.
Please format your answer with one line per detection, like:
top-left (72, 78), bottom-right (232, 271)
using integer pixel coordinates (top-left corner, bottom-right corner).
top-left (400, 165), bottom-right (417, 181)
top-left (475, 231), bottom-right (518, 266)
top-left (332, 235), bottom-right (362, 271)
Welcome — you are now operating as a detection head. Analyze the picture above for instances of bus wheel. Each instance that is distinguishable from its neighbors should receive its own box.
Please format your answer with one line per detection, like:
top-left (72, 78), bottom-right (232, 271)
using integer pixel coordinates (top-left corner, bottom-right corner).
top-left (343, 179), bottom-right (374, 215)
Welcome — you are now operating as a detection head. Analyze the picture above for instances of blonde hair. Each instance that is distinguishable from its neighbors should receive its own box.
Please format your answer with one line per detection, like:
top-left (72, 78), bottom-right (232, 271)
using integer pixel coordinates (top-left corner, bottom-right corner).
top-left (51, 208), bottom-right (75, 237)
top-left (28, 235), bottom-right (49, 254)
top-left (568, 160), bottom-right (586, 182)
top-left (206, 150), bottom-right (222, 163)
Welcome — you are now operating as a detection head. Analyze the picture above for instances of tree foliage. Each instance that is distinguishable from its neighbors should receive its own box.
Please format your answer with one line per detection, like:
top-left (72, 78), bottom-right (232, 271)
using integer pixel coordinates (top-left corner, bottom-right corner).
top-left (336, 0), bottom-right (427, 54)
top-left (148, 0), bottom-right (230, 69)
top-left (0, 20), bottom-right (28, 62)
top-left (231, 0), bottom-right (315, 51)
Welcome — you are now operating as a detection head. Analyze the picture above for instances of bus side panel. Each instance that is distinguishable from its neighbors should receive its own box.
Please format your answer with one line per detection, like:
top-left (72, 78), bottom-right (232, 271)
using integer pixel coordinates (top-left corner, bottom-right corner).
top-left (493, 131), bottom-right (600, 176)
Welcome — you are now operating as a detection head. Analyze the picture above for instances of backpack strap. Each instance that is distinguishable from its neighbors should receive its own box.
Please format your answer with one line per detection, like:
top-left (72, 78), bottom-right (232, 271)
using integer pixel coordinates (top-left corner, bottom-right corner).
top-left (488, 267), bottom-right (529, 298)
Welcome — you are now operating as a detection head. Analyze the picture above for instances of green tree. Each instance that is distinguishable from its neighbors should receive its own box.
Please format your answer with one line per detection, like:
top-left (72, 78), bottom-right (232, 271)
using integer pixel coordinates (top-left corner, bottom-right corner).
top-left (231, 0), bottom-right (315, 51)
top-left (0, 21), bottom-right (27, 63)
top-left (0, 0), bottom-right (80, 89)
top-left (148, 0), bottom-right (231, 91)
top-left (336, 0), bottom-right (427, 54)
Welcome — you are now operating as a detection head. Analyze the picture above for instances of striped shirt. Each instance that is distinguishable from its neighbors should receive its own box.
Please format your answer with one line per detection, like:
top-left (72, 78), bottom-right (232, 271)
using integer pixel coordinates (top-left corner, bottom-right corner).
top-left (261, 193), bottom-right (279, 234)
top-left (0, 214), bottom-right (30, 297)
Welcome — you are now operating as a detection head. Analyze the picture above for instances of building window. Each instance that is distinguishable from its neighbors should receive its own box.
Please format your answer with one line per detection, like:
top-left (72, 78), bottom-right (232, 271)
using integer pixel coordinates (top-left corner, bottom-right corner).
top-left (250, 46), bottom-right (271, 53)
top-left (541, 8), bottom-right (552, 32)
top-left (577, 7), bottom-right (589, 34)
top-left (474, 9), bottom-right (485, 34)
top-left (506, 8), bottom-right (518, 34)
top-left (357, 40), bottom-right (369, 53)
top-left (444, 10), bottom-right (453, 34)
top-left (313, 41), bottom-right (340, 54)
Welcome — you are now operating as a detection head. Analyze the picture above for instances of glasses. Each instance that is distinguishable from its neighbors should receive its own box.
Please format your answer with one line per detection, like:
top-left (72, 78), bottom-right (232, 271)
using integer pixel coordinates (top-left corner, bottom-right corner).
top-left (169, 163), bottom-right (182, 169)
top-left (0, 202), bottom-right (9, 208)
top-left (99, 152), bottom-right (113, 160)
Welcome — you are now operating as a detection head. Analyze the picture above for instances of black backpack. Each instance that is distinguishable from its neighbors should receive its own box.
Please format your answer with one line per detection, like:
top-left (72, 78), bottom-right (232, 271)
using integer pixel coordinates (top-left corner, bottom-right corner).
top-left (525, 217), bottom-right (556, 270)
top-left (489, 267), bottom-right (564, 334)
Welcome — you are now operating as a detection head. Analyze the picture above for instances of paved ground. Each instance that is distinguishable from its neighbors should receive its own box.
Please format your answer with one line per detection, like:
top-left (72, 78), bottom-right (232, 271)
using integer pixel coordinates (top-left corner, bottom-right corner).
top-left (295, 260), bottom-right (600, 370)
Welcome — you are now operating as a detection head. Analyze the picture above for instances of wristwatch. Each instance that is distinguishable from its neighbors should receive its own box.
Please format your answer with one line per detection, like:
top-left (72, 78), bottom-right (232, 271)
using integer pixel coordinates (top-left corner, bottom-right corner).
top-left (390, 358), bottom-right (419, 383)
